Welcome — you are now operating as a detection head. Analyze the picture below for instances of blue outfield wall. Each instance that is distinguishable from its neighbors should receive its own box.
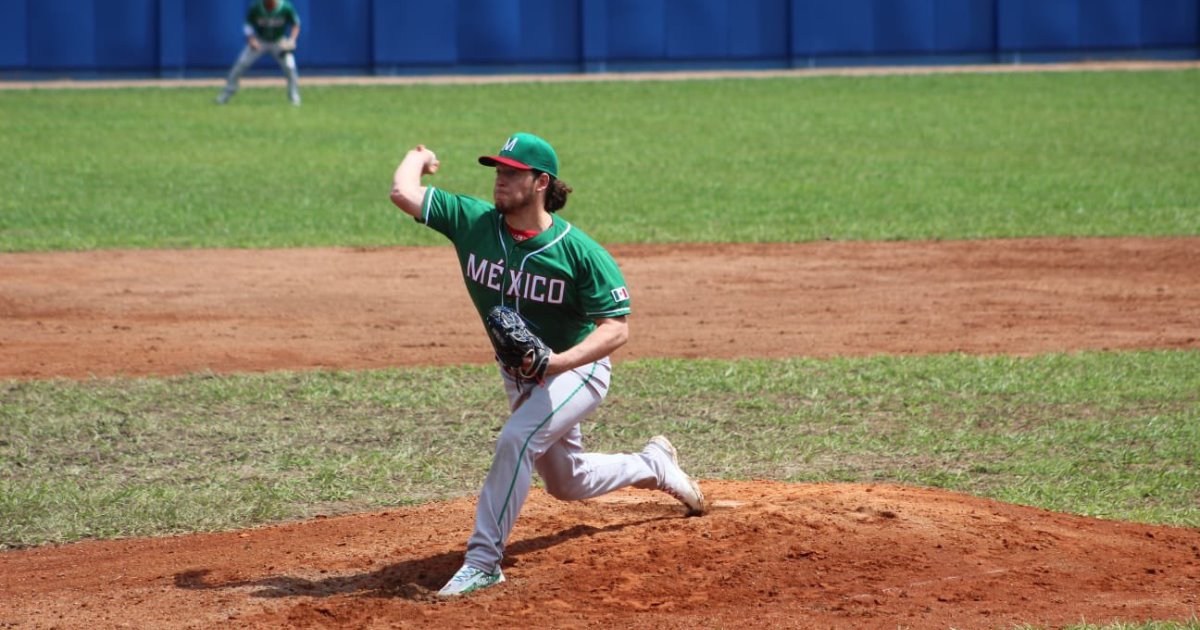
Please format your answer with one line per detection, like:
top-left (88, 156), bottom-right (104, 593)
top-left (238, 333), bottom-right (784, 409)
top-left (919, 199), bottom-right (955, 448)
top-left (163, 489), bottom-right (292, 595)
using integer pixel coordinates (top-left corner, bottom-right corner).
top-left (0, 0), bottom-right (1196, 76)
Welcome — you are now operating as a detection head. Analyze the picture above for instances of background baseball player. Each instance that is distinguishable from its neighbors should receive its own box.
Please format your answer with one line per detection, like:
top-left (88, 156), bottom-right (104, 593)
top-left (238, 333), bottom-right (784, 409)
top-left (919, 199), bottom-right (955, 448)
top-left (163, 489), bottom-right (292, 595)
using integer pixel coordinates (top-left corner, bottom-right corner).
top-left (389, 133), bottom-right (707, 597)
top-left (215, 0), bottom-right (301, 106)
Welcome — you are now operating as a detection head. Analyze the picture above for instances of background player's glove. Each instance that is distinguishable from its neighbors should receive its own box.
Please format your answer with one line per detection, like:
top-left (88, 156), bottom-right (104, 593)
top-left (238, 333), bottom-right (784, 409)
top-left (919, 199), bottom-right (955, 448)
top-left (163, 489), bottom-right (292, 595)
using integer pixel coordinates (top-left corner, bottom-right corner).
top-left (485, 305), bottom-right (551, 385)
top-left (278, 38), bottom-right (296, 53)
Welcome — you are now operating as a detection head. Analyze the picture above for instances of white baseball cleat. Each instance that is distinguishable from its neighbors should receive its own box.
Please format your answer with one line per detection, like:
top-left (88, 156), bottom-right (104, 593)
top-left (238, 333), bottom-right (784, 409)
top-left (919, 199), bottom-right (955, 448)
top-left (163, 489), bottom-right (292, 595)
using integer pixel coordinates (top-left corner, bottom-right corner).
top-left (645, 435), bottom-right (707, 516)
top-left (437, 564), bottom-right (505, 597)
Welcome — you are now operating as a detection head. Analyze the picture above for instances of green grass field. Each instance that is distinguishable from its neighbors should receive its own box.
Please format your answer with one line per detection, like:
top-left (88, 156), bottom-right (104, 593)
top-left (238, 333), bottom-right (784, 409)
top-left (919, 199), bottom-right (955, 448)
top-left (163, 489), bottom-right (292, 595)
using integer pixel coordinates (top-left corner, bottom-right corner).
top-left (1, 69), bottom-right (1197, 251)
top-left (2, 351), bottom-right (1198, 549)
top-left (2, 71), bottom-right (1199, 629)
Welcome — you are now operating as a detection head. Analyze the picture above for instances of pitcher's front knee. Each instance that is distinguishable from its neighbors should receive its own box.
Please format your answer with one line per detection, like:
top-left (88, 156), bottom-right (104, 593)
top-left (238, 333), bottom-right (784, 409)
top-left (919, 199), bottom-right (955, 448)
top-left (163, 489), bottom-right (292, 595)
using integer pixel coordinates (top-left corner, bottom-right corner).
top-left (494, 426), bottom-right (530, 461)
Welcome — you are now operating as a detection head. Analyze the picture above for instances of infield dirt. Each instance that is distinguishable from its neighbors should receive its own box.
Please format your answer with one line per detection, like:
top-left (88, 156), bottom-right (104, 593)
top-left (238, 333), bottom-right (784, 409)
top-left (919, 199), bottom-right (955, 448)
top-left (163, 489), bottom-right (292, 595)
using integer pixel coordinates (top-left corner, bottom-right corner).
top-left (2, 237), bottom-right (1199, 628)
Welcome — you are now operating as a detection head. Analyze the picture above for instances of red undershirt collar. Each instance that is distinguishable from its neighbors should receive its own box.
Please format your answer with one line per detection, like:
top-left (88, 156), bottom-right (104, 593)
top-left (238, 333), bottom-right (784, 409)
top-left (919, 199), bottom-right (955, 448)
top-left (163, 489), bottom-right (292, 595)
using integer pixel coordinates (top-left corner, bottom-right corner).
top-left (506, 223), bottom-right (544, 242)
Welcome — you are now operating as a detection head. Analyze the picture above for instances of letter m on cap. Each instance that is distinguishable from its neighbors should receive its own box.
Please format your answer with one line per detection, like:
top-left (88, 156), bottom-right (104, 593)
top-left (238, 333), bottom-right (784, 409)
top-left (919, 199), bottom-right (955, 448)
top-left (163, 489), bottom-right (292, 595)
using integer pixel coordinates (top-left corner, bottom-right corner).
top-left (502, 136), bottom-right (519, 152)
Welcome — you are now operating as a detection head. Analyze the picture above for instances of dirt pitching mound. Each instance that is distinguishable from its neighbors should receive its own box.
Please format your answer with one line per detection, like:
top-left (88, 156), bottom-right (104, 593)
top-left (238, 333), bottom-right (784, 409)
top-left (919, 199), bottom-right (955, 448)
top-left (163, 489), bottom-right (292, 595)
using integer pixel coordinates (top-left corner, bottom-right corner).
top-left (2, 481), bottom-right (1198, 629)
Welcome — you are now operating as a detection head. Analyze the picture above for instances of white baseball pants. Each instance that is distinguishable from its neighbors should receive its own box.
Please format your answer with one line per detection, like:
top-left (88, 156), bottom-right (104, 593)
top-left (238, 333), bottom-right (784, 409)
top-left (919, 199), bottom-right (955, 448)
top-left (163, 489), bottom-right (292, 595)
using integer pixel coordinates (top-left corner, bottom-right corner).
top-left (463, 358), bottom-right (660, 573)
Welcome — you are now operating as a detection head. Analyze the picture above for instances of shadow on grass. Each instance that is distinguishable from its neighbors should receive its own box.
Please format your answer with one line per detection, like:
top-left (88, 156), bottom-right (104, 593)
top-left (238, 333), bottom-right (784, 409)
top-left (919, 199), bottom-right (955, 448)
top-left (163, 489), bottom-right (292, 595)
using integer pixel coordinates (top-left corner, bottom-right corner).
top-left (174, 516), bottom-right (672, 601)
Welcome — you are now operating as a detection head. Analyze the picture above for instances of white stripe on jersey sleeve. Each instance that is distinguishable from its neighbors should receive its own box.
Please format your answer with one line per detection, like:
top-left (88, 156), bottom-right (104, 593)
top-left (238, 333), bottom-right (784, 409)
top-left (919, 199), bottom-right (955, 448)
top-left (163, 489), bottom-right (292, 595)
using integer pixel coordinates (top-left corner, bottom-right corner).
top-left (421, 187), bottom-right (436, 225)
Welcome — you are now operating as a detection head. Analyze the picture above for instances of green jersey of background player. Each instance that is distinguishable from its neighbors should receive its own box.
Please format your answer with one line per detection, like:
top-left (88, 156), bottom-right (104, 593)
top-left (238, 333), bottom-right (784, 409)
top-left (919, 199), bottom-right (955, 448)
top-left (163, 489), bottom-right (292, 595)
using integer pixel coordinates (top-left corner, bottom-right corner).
top-left (389, 133), bottom-right (707, 597)
top-left (245, 0), bottom-right (300, 42)
top-left (216, 0), bottom-right (302, 106)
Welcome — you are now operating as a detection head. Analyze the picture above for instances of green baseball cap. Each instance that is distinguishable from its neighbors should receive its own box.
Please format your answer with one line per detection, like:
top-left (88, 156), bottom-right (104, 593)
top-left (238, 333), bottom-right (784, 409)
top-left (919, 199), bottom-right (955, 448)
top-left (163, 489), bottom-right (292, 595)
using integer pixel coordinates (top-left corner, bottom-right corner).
top-left (478, 132), bottom-right (559, 178)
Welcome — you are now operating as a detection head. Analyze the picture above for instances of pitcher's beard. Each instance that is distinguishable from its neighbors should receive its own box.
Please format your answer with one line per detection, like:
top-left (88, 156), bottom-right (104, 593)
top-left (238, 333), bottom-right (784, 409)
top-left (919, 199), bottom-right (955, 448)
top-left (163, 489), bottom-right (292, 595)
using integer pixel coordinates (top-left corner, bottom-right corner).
top-left (495, 197), bottom-right (534, 216)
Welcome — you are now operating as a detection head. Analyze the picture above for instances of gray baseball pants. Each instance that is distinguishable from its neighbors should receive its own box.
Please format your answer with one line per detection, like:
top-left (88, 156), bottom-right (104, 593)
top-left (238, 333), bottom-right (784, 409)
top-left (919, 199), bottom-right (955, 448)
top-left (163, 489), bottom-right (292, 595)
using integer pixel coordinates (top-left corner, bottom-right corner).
top-left (463, 358), bottom-right (660, 573)
top-left (218, 41), bottom-right (300, 104)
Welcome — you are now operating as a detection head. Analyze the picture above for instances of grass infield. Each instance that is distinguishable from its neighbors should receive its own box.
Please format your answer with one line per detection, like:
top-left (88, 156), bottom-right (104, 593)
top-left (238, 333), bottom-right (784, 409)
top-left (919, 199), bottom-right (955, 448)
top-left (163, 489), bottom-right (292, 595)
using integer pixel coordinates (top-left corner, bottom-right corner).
top-left (2, 351), bottom-right (1196, 549)
top-left (1, 69), bottom-right (1197, 252)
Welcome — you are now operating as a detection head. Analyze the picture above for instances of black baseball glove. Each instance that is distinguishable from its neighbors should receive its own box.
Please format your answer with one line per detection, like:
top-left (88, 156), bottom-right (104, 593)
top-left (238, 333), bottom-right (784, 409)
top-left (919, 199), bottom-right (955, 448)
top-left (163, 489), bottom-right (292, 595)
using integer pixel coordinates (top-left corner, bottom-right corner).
top-left (485, 305), bottom-right (551, 384)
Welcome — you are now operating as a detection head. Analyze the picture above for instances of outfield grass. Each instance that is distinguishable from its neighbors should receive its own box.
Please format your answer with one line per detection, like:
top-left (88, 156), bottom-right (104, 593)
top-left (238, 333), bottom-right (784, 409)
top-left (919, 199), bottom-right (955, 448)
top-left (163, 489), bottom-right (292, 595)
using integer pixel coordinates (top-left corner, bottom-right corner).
top-left (2, 351), bottom-right (1196, 549)
top-left (1, 69), bottom-right (1198, 252)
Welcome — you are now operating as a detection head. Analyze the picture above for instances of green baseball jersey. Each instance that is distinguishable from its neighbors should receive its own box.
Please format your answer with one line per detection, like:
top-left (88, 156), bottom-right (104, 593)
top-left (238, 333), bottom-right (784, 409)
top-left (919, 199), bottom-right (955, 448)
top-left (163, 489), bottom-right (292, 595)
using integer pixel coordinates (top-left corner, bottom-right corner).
top-left (419, 187), bottom-right (632, 352)
top-left (246, 1), bottom-right (299, 42)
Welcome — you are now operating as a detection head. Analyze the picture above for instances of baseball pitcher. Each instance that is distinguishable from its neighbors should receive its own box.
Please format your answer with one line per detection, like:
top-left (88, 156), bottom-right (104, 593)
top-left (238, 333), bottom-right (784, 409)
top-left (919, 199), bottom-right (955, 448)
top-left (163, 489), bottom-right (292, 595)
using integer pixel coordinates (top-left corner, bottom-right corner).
top-left (215, 0), bottom-right (301, 106)
top-left (389, 133), bottom-right (707, 597)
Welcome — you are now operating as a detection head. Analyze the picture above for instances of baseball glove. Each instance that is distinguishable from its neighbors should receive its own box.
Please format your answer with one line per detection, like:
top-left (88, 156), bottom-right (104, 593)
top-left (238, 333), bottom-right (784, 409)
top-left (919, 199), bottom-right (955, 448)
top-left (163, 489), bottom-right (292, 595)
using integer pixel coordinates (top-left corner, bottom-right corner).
top-left (277, 38), bottom-right (296, 53)
top-left (485, 305), bottom-right (551, 384)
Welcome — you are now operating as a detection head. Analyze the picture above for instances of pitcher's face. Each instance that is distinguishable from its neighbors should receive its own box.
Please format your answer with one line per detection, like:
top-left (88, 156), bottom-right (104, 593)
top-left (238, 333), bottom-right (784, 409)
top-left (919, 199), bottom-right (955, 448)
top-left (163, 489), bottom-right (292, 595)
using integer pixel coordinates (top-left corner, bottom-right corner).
top-left (493, 165), bottom-right (538, 214)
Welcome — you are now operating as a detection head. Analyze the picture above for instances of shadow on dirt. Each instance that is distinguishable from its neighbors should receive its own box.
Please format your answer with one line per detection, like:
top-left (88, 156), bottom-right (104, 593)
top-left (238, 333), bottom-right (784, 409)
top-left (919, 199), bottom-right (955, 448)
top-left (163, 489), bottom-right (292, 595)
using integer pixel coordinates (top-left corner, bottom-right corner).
top-left (174, 516), bottom-right (672, 601)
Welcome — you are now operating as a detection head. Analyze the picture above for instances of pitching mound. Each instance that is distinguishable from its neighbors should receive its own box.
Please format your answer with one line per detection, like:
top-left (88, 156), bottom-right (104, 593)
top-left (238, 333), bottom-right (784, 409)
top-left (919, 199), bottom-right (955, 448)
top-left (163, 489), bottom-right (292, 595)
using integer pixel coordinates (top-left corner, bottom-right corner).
top-left (2, 481), bottom-right (1198, 628)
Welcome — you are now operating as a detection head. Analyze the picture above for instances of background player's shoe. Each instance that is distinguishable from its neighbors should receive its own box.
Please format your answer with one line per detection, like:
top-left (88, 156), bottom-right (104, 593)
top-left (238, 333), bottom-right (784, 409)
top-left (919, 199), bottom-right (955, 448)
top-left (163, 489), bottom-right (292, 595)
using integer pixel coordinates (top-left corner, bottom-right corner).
top-left (644, 435), bottom-right (707, 515)
top-left (214, 91), bottom-right (232, 105)
top-left (437, 565), bottom-right (505, 597)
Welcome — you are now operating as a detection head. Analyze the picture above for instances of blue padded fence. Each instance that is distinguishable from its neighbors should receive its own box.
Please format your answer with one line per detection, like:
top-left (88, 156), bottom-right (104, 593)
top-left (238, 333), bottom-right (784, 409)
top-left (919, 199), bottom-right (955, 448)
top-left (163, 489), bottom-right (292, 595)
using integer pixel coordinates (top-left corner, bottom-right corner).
top-left (0, 0), bottom-right (1195, 77)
